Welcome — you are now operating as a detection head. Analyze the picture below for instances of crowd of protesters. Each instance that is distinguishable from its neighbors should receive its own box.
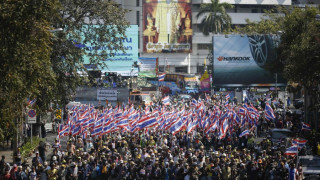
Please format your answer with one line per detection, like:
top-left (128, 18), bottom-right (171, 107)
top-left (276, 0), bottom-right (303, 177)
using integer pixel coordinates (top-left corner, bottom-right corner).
top-left (0, 93), bottom-right (318, 180)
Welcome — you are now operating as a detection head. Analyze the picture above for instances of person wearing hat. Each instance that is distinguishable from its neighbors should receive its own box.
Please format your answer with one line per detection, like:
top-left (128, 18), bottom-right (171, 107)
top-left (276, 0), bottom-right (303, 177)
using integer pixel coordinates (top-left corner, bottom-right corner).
top-left (13, 148), bottom-right (22, 166)
top-left (148, 136), bottom-right (156, 147)
top-left (15, 165), bottom-right (28, 180)
top-left (47, 163), bottom-right (58, 180)
top-left (66, 162), bottom-right (78, 180)
top-left (57, 163), bottom-right (67, 180)
top-left (32, 151), bottom-right (43, 167)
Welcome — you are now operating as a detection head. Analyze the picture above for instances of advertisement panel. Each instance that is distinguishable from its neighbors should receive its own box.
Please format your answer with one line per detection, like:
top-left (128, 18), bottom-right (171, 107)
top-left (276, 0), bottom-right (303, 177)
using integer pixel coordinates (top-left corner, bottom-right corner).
top-left (213, 35), bottom-right (286, 86)
top-left (97, 89), bottom-right (118, 101)
top-left (138, 57), bottom-right (159, 77)
top-left (142, 0), bottom-right (192, 53)
top-left (82, 25), bottom-right (138, 76)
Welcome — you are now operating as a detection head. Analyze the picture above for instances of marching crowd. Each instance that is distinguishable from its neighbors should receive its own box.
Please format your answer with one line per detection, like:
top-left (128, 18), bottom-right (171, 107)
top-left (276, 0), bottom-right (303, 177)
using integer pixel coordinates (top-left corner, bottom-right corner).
top-left (0, 94), bottom-right (314, 180)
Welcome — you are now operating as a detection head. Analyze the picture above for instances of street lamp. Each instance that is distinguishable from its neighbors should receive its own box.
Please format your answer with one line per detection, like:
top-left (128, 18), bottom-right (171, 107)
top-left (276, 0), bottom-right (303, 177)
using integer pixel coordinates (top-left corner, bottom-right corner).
top-left (49, 28), bottom-right (63, 33)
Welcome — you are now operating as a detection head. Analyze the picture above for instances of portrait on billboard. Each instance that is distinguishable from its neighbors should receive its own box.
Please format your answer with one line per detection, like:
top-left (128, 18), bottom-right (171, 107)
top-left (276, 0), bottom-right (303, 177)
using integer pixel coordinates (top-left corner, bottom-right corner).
top-left (143, 0), bottom-right (192, 53)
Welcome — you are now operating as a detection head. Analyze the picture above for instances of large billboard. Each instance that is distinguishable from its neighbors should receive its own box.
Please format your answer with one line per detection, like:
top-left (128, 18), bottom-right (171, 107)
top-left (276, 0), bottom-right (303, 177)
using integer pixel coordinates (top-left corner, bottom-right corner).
top-left (82, 25), bottom-right (139, 76)
top-left (142, 0), bottom-right (192, 53)
top-left (213, 35), bottom-right (286, 86)
top-left (138, 57), bottom-right (159, 78)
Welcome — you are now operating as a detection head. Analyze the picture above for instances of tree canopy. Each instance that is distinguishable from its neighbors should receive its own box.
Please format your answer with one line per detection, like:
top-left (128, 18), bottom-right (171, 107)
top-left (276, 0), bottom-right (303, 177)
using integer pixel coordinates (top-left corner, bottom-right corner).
top-left (236, 6), bottom-right (320, 111)
top-left (0, 0), bottom-right (129, 141)
top-left (196, 0), bottom-right (233, 35)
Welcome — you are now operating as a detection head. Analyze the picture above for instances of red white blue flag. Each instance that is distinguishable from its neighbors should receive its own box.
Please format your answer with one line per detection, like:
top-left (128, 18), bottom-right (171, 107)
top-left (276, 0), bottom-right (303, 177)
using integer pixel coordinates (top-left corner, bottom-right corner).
top-left (284, 145), bottom-right (298, 156)
top-left (239, 129), bottom-right (250, 137)
top-left (162, 96), bottom-right (171, 106)
top-left (301, 122), bottom-right (312, 131)
top-left (158, 73), bottom-right (165, 82)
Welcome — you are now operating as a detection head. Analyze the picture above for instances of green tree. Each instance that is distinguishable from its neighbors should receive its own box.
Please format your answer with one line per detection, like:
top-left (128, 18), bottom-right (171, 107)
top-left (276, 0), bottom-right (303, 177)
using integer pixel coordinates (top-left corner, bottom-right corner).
top-left (0, 0), bottom-right (60, 151)
top-left (196, 0), bottom-right (233, 35)
top-left (37, 0), bottom-right (129, 111)
top-left (234, 7), bottom-right (286, 35)
top-left (0, 0), bottom-right (129, 152)
top-left (236, 6), bottom-right (320, 128)
top-left (279, 7), bottom-right (320, 126)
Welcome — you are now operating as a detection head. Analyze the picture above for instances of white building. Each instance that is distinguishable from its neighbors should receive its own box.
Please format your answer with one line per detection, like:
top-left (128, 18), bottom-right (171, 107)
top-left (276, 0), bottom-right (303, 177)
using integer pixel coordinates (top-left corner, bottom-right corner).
top-left (114, 0), bottom-right (318, 75)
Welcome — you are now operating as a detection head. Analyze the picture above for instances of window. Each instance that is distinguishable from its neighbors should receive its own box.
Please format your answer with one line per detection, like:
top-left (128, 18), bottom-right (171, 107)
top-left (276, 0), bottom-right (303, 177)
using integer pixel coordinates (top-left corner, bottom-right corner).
top-left (175, 66), bottom-right (188, 73)
top-left (158, 66), bottom-right (165, 72)
top-left (197, 65), bottom-right (204, 74)
top-left (251, 9), bottom-right (259, 13)
top-left (198, 44), bottom-right (211, 50)
top-left (136, 11), bottom-right (140, 25)
top-left (136, 0), bottom-right (140, 7)
top-left (138, 31), bottom-right (140, 49)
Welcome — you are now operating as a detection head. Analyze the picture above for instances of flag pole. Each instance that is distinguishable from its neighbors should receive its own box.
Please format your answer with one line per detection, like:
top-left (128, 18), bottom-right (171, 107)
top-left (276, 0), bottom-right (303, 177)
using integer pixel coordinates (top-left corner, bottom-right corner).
top-left (157, 57), bottom-right (160, 98)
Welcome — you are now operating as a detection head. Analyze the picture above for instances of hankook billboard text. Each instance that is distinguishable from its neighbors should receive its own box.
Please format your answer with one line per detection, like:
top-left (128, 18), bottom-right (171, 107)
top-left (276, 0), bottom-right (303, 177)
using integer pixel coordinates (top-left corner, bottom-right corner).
top-left (213, 35), bottom-right (286, 86)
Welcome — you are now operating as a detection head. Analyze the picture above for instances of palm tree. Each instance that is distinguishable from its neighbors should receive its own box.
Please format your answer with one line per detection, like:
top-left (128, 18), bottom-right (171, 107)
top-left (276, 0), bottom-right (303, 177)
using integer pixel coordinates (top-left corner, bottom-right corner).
top-left (196, 0), bottom-right (234, 35)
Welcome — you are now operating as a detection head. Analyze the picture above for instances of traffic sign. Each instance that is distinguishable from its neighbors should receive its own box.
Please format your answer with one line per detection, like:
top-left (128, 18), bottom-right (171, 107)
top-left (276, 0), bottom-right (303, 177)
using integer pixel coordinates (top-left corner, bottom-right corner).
top-left (28, 109), bottom-right (37, 124)
top-left (55, 109), bottom-right (62, 119)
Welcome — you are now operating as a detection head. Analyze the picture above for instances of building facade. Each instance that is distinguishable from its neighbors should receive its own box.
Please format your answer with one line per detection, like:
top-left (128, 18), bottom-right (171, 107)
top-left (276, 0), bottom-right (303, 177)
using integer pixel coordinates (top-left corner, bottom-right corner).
top-left (113, 0), bottom-right (318, 76)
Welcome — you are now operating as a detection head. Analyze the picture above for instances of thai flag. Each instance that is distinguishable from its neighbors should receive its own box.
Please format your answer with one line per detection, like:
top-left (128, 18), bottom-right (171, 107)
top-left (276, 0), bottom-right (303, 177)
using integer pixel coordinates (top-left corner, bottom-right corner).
top-left (72, 125), bottom-right (81, 136)
top-left (292, 139), bottom-right (307, 149)
top-left (82, 118), bottom-right (94, 129)
top-left (169, 118), bottom-right (185, 135)
top-left (239, 129), bottom-right (250, 137)
top-left (158, 73), bottom-right (165, 82)
top-left (219, 117), bottom-right (229, 139)
top-left (191, 98), bottom-right (197, 107)
top-left (265, 103), bottom-right (276, 120)
top-left (284, 145), bottom-right (298, 156)
top-left (238, 107), bottom-right (246, 116)
top-left (187, 121), bottom-right (197, 134)
top-left (94, 114), bottom-right (105, 128)
top-left (117, 119), bottom-right (129, 129)
top-left (27, 99), bottom-right (36, 106)
top-left (58, 126), bottom-right (69, 138)
top-left (138, 116), bottom-right (158, 129)
top-left (225, 94), bottom-right (230, 100)
top-left (232, 111), bottom-right (241, 124)
top-left (91, 126), bottom-right (103, 136)
top-left (162, 96), bottom-right (171, 106)
top-left (82, 131), bottom-right (88, 140)
top-left (301, 122), bottom-right (312, 131)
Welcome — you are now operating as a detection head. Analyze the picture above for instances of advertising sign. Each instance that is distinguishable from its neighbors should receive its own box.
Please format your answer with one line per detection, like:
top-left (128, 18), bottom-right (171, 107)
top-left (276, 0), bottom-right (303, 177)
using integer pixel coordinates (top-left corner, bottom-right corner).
top-left (213, 35), bottom-right (286, 86)
top-left (142, 0), bottom-right (192, 53)
top-left (138, 57), bottom-right (159, 78)
top-left (97, 89), bottom-right (118, 101)
top-left (81, 25), bottom-right (138, 75)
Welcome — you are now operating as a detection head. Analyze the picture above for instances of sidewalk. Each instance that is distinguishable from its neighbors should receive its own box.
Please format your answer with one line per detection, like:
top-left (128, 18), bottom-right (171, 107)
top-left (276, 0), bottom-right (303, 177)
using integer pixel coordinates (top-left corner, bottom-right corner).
top-left (0, 143), bottom-right (14, 165)
top-left (0, 133), bottom-right (56, 166)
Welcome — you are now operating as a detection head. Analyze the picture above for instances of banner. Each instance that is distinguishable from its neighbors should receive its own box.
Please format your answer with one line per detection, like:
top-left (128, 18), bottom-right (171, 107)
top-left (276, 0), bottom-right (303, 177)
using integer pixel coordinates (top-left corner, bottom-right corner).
top-left (142, 0), bottom-right (192, 53)
top-left (97, 89), bottom-right (118, 101)
top-left (138, 57), bottom-right (159, 78)
top-left (213, 35), bottom-right (286, 86)
top-left (200, 71), bottom-right (210, 92)
top-left (81, 25), bottom-right (139, 75)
